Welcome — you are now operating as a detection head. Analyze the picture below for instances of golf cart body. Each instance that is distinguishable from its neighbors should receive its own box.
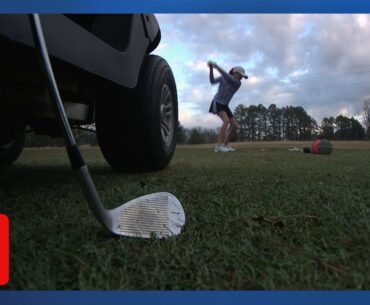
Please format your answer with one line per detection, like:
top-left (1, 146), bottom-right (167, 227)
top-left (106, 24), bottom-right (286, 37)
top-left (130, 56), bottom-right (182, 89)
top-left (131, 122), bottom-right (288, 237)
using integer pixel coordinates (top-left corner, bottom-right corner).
top-left (0, 14), bottom-right (178, 171)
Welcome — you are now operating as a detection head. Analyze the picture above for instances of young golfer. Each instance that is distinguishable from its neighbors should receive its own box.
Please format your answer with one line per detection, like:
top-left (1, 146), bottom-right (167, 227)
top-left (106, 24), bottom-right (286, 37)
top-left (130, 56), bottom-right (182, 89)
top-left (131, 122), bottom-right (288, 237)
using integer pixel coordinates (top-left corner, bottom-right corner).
top-left (208, 60), bottom-right (248, 152)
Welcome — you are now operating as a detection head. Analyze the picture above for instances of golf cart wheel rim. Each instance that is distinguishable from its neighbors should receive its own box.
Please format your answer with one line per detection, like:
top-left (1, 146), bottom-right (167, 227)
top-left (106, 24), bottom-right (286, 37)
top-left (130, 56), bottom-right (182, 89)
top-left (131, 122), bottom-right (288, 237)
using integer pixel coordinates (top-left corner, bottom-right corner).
top-left (160, 83), bottom-right (174, 147)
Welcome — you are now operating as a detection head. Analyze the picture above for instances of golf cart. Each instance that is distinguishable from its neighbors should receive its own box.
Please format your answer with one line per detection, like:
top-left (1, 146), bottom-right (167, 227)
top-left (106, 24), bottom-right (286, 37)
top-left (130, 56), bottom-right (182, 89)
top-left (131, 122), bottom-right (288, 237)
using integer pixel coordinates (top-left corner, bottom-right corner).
top-left (0, 14), bottom-right (185, 238)
top-left (0, 14), bottom-right (178, 172)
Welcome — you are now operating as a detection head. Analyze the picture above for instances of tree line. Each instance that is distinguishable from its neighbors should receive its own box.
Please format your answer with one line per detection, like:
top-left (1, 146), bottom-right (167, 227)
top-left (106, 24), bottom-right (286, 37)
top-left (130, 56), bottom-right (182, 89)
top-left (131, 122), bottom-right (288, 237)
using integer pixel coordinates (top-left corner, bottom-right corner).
top-left (234, 104), bottom-right (317, 141)
top-left (177, 103), bottom-right (368, 144)
top-left (234, 103), bottom-right (366, 141)
top-left (320, 115), bottom-right (365, 140)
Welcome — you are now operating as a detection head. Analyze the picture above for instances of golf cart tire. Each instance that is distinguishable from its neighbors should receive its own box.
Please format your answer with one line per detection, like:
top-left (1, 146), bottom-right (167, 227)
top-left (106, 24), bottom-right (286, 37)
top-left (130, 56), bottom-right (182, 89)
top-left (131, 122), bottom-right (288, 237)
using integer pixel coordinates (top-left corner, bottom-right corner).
top-left (96, 54), bottom-right (178, 172)
top-left (0, 130), bottom-right (25, 167)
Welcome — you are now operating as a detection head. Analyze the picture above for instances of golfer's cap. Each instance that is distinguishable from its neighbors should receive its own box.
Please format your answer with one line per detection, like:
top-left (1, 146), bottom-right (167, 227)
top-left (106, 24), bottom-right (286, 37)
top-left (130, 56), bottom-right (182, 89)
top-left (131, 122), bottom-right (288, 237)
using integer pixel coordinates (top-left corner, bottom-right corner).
top-left (232, 66), bottom-right (248, 79)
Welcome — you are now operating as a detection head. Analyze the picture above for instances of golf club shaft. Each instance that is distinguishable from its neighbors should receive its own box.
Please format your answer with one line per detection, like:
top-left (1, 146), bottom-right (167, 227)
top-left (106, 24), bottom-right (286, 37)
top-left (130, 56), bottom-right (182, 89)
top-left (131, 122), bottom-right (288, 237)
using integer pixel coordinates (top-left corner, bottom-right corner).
top-left (28, 14), bottom-right (112, 230)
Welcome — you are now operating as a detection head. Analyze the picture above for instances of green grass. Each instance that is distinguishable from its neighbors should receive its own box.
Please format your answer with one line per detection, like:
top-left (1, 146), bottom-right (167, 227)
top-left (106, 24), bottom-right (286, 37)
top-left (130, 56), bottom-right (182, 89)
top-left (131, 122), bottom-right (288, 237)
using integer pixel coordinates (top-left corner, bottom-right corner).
top-left (1, 141), bottom-right (370, 289)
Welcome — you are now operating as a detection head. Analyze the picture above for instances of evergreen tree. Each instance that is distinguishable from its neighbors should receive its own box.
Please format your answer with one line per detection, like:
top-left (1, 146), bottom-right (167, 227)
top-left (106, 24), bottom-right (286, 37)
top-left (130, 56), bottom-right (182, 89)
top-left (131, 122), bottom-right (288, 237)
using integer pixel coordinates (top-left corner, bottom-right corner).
top-left (320, 116), bottom-right (335, 140)
top-left (187, 128), bottom-right (206, 144)
top-left (176, 121), bottom-right (187, 144)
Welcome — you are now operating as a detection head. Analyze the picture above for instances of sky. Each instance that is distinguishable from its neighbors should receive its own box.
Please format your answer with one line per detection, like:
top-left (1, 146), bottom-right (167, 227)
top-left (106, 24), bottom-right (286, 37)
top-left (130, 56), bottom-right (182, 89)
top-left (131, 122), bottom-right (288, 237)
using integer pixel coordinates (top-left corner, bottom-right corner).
top-left (152, 14), bottom-right (370, 128)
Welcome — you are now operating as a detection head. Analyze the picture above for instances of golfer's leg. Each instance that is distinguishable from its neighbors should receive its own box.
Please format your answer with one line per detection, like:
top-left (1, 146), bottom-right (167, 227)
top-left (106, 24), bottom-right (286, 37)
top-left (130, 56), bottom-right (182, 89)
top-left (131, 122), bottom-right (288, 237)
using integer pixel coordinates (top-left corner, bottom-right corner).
top-left (225, 117), bottom-right (238, 145)
top-left (218, 111), bottom-right (229, 146)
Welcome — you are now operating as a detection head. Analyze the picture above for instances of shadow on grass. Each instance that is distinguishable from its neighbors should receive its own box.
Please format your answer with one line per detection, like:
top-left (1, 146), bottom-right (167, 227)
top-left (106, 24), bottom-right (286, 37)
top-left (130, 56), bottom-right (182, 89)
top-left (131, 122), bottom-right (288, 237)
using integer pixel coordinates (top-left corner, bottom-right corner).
top-left (1, 163), bottom-right (125, 187)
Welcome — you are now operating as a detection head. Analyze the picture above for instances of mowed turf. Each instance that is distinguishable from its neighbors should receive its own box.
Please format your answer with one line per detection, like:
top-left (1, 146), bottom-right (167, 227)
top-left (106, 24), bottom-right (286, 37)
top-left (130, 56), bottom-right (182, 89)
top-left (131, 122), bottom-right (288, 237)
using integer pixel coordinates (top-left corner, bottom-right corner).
top-left (1, 141), bottom-right (369, 289)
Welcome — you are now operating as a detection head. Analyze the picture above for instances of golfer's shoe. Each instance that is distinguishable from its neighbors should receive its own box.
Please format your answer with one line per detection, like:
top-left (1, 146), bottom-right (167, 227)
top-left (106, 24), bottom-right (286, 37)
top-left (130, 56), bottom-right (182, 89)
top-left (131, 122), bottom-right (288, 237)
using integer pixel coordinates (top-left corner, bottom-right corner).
top-left (214, 145), bottom-right (229, 153)
top-left (224, 145), bottom-right (236, 152)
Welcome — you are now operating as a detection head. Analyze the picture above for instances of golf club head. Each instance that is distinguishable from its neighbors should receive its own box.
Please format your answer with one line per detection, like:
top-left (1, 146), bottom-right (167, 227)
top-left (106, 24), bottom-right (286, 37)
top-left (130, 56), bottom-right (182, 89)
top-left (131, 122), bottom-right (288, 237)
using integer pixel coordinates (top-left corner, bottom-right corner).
top-left (108, 192), bottom-right (185, 238)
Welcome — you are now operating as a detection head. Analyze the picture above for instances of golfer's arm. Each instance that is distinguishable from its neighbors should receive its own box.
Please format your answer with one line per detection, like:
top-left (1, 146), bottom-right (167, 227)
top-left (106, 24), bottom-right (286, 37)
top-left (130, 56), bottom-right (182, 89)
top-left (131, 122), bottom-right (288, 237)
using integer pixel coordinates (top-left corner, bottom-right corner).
top-left (209, 67), bottom-right (219, 84)
top-left (215, 65), bottom-right (239, 85)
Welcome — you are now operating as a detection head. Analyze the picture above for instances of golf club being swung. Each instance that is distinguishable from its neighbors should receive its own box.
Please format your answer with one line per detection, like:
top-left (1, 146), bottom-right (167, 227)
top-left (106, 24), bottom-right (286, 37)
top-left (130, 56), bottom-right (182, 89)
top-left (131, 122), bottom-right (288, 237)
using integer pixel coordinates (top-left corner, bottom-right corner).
top-left (28, 14), bottom-right (185, 238)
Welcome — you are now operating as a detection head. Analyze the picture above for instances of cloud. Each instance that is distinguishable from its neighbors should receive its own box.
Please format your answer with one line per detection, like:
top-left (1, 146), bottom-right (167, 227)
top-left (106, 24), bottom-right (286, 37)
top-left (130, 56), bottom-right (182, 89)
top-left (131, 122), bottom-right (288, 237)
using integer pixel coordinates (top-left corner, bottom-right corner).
top-left (155, 42), bottom-right (167, 52)
top-left (155, 14), bottom-right (370, 127)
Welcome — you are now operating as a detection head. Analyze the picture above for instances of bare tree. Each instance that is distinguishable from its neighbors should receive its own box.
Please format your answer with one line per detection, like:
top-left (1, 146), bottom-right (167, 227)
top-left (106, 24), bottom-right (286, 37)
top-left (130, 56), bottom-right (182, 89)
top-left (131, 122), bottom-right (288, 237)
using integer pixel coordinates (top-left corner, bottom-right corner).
top-left (364, 99), bottom-right (370, 130)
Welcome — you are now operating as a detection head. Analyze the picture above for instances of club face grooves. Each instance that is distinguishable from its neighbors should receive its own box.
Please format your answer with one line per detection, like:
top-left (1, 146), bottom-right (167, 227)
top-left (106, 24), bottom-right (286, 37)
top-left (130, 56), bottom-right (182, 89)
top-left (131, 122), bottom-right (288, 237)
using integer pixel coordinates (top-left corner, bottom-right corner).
top-left (119, 199), bottom-right (170, 237)
top-left (112, 192), bottom-right (185, 238)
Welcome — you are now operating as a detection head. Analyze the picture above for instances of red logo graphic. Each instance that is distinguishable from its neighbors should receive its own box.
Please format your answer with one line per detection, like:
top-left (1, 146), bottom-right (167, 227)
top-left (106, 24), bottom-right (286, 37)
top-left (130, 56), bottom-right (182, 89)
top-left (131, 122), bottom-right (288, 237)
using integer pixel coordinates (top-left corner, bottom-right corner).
top-left (0, 214), bottom-right (9, 285)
